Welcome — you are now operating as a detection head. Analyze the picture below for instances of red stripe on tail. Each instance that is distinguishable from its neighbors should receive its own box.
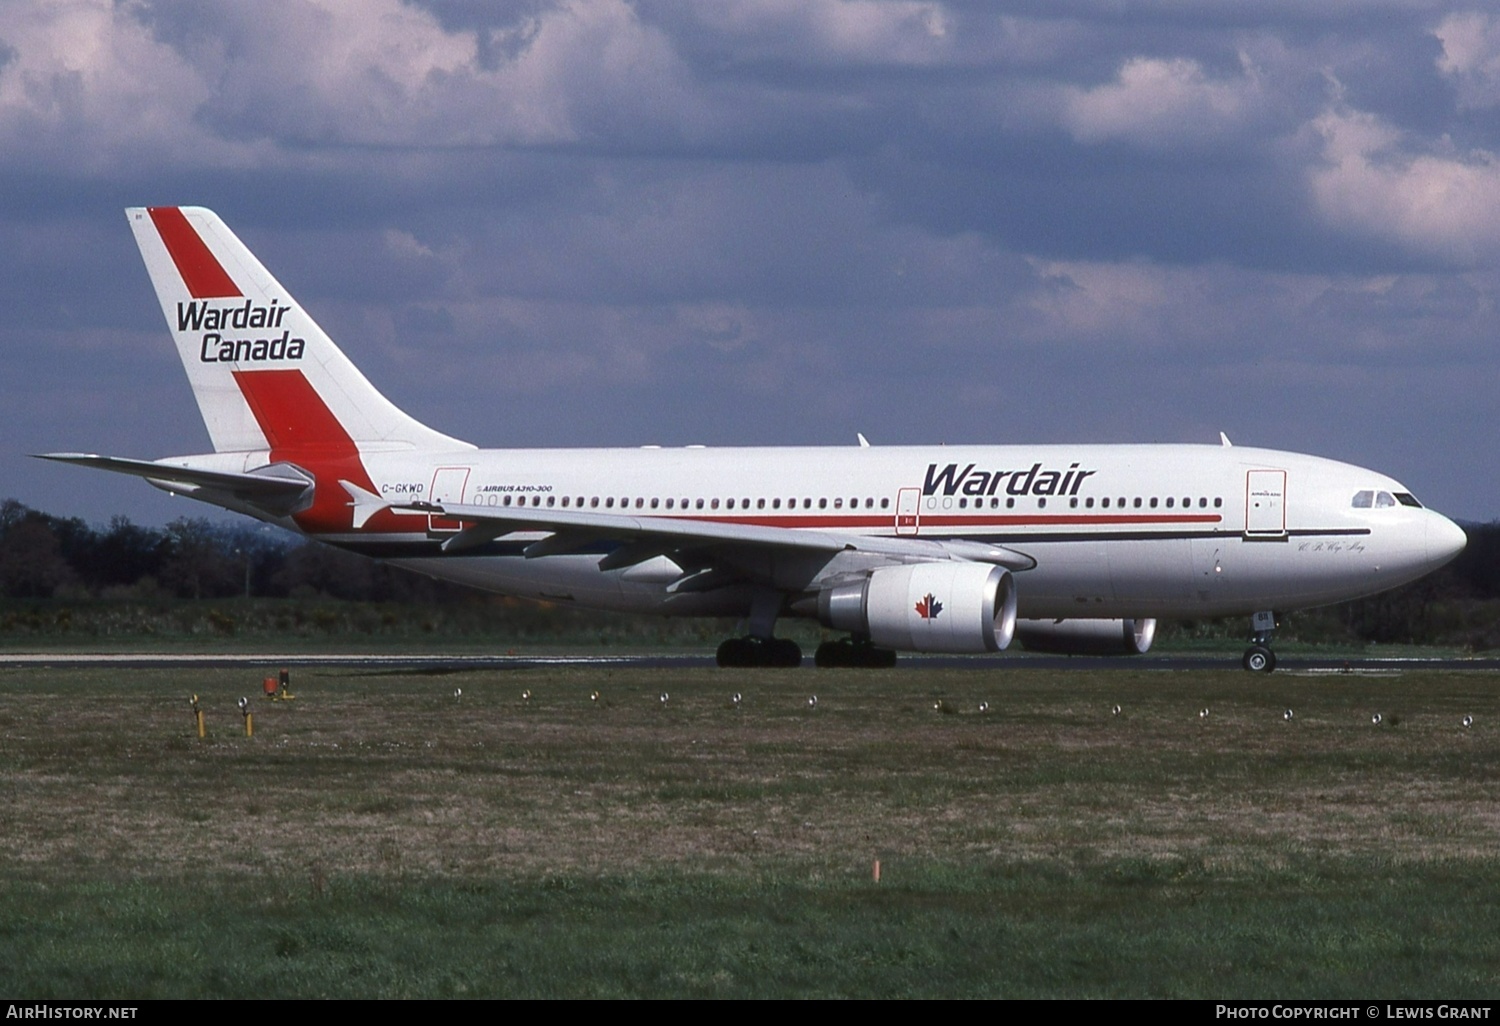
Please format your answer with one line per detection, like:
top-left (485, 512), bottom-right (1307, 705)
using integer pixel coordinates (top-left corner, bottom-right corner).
top-left (148, 207), bottom-right (242, 299)
top-left (233, 369), bottom-right (376, 532)
top-left (233, 369), bottom-right (356, 456)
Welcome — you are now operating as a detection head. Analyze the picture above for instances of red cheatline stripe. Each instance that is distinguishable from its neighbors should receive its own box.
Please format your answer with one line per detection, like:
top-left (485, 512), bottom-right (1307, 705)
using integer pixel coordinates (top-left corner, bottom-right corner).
top-left (147, 207), bottom-right (241, 299)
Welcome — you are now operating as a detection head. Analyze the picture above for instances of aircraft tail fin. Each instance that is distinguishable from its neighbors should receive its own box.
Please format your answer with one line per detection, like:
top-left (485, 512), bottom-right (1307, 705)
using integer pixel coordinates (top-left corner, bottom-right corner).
top-left (126, 207), bottom-right (472, 456)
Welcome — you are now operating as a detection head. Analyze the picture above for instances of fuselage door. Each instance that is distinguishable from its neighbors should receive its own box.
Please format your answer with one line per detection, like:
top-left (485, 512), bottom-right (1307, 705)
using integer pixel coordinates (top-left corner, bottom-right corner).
top-left (896, 487), bottom-right (921, 536)
top-left (429, 466), bottom-right (471, 533)
top-left (1245, 469), bottom-right (1287, 538)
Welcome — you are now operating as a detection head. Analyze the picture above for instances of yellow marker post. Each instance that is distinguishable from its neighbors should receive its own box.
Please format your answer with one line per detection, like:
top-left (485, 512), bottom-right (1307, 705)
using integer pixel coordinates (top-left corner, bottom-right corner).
top-left (191, 694), bottom-right (204, 739)
top-left (237, 696), bottom-right (253, 738)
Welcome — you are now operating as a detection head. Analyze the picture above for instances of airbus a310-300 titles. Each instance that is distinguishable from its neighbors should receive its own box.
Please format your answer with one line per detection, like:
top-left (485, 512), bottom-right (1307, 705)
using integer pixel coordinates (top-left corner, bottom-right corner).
top-left (40, 207), bottom-right (1467, 670)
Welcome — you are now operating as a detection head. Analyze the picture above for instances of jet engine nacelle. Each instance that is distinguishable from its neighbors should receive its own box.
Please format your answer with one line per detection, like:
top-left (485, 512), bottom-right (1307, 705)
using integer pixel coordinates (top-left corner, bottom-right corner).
top-left (1014, 617), bottom-right (1157, 656)
top-left (818, 562), bottom-right (1017, 654)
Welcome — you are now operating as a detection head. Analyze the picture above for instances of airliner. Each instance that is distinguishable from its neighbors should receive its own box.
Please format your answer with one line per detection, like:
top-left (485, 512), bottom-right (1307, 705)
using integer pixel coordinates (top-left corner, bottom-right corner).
top-left (40, 207), bottom-right (1467, 670)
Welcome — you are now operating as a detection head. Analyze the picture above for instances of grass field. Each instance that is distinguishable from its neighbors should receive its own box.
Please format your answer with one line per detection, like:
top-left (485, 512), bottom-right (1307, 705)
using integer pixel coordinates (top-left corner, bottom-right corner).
top-left (2, 663), bottom-right (1499, 997)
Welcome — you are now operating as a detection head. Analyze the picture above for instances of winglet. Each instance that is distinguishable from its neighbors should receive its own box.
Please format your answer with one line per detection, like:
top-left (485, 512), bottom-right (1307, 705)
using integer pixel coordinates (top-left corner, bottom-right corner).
top-left (1219, 432), bottom-right (1233, 447)
top-left (857, 433), bottom-right (871, 448)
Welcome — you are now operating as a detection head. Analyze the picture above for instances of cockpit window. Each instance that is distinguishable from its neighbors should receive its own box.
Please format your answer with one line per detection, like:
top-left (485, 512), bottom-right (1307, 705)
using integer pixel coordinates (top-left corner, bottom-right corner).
top-left (1354, 489), bottom-right (1423, 509)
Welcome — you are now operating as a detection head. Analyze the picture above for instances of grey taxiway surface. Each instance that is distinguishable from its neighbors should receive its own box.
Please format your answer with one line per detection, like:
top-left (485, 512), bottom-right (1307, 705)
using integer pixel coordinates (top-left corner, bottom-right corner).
top-left (0, 652), bottom-right (1496, 672)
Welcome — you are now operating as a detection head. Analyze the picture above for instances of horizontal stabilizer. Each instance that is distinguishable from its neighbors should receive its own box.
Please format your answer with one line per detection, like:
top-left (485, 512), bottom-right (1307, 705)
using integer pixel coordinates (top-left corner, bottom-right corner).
top-left (35, 454), bottom-right (313, 513)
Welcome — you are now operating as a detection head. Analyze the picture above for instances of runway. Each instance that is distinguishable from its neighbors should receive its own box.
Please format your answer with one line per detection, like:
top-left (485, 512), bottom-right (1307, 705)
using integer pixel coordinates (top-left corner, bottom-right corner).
top-left (0, 651), bottom-right (1497, 672)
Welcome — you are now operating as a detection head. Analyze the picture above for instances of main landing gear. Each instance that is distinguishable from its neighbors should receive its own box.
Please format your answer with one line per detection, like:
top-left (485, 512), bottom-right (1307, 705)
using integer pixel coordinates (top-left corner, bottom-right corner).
top-left (716, 636), bottom-right (803, 668)
top-left (1242, 610), bottom-right (1278, 673)
top-left (716, 589), bottom-right (802, 667)
top-left (813, 638), bottom-right (898, 669)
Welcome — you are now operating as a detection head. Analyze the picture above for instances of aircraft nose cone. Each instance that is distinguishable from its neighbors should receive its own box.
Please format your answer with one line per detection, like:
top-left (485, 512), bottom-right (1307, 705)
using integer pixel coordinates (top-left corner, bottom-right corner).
top-left (1427, 514), bottom-right (1467, 569)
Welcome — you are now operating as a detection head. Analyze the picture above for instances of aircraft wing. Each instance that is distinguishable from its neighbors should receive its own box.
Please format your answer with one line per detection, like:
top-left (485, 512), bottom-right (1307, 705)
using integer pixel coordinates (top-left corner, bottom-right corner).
top-left (35, 454), bottom-right (313, 500)
top-left (402, 499), bottom-right (1037, 572)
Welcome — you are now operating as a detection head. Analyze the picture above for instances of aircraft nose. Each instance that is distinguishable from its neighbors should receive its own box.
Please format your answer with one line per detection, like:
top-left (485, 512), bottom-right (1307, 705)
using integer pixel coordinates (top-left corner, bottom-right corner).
top-left (1427, 513), bottom-right (1467, 569)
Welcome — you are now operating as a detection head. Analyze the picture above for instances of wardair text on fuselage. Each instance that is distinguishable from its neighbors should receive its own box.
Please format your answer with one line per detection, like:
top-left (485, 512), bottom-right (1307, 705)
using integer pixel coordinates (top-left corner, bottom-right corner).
top-left (922, 461), bottom-right (1097, 497)
top-left (177, 300), bottom-right (306, 363)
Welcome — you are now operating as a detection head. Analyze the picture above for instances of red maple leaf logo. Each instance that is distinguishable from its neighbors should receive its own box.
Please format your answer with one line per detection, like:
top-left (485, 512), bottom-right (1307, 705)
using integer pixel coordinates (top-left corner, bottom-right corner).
top-left (915, 593), bottom-right (943, 619)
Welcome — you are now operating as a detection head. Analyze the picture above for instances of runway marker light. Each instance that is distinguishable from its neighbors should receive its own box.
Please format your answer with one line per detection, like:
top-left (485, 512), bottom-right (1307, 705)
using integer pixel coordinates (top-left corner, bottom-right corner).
top-left (1372, 713), bottom-right (1383, 726)
top-left (659, 691), bottom-right (669, 705)
top-left (453, 687), bottom-right (462, 701)
top-left (978, 701), bottom-right (989, 714)
top-left (1284, 708), bottom-right (1294, 721)
top-left (808, 695), bottom-right (818, 709)
top-left (521, 689), bottom-right (532, 702)
top-left (1463, 715), bottom-right (1474, 729)
top-left (1199, 708), bottom-right (1210, 719)
top-left (237, 696), bottom-right (253, 738)
top-left (590, 690), bottom-right (600, 702)
top-left (933, 700), bottom-right (943, 712)
top-left (263, 676), bottom-right (277, 698)
top-left (873, 859), bottom-right (881, 884)
top-left (731, 692), bottom-right (742, 707)
top-left (1111, 704), bottom-right (1122, 717)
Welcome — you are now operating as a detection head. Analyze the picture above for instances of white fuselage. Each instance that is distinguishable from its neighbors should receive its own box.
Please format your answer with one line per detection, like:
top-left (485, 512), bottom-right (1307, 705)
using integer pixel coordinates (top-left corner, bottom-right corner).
top-left (191, 440), bottom-right (1465, 622)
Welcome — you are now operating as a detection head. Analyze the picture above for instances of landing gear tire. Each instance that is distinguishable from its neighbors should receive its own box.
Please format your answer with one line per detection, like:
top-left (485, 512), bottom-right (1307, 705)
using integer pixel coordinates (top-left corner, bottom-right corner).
top-left (814, 639), bottom-right (898, 669)
top-left (716, 637), bottom-right (802, 668)
top-left (1242, 645), bottom-right (1276, 673)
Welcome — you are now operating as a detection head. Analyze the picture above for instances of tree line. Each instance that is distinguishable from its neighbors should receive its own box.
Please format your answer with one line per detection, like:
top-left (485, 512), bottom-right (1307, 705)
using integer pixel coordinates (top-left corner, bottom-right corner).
top-left (0, 499), bottom-right (464, 605)
top-left (1, 497), bottom-right (1497, 647)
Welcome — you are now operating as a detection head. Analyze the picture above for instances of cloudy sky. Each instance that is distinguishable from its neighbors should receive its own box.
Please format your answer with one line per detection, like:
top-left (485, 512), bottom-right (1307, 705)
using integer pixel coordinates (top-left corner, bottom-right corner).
top-left (2, 0), bottom-right (1498, 526)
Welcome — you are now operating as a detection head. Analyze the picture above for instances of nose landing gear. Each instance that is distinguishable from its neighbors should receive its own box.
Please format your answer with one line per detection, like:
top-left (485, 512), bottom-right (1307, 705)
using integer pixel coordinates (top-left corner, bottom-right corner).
top-left (1242, 610), bottom-right (1278, 672)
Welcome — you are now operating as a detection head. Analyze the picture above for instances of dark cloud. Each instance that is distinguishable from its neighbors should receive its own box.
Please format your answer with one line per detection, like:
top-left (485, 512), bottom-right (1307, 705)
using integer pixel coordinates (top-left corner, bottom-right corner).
top-left (0, 0), bottom-right (1496, 525)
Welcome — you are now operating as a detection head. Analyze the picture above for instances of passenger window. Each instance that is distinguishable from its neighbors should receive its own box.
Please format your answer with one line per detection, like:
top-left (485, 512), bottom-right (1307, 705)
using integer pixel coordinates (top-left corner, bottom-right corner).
top-left (1038, 498), bottom-right (1047, 509)
top-left (1149, 497), bottom-right (1158, 509)
top-left (1086, 497), bottom-right (1094, 508)
top-left (711, 499), bottom-right (720, 509)
top-left (650, 498), bottom-right (659, 509)
top-left (835, 498), bottom-right (844, 509)
top-left (881, 498), bottom-right (889, 509)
